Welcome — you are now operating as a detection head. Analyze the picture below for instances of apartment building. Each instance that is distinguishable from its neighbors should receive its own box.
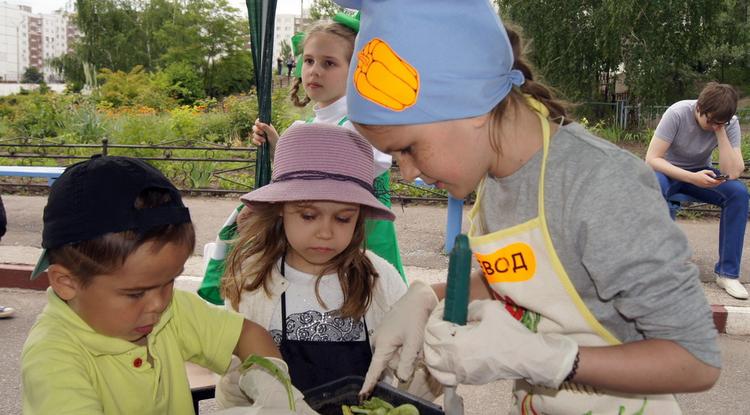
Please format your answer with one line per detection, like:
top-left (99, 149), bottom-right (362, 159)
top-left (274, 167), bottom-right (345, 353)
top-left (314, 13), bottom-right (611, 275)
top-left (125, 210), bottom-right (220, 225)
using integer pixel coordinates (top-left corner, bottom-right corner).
top-left (273, 13), bottom-right (297, 63)
top-left (0, 1), bottom-right (76, 82)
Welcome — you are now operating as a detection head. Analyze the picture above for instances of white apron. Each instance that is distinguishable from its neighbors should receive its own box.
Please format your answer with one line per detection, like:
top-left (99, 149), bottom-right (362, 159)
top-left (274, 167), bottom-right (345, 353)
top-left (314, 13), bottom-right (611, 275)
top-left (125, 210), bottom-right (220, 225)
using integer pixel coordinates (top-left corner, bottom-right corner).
top-left (467, 111), bottom-right (681, 415)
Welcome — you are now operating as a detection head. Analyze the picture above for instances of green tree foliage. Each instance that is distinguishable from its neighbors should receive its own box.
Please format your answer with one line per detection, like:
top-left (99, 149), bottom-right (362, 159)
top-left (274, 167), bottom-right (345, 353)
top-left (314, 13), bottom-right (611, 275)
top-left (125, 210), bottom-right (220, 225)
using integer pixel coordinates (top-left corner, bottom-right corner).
top-left (0, 91), bottom-right (67, 138)
top-left (309, 0), bottom-right (345, 20)
top-left (49, 54), bottom-right (85, 92)
top-left (61, 0), bottom-right (253, 101)
top-left (699, 0), bottom-right (750, 86)
top-left (162, 62), bottom-right (206, 105)
top-left (211, 51), bottom-right (255, 97)
top-left (21, 67), bottom-right (44, 84)
top-left (496, 0), bottom-right (747, 105)
top-left (157, 0), bottom-right (251, 97)
top-left (279, 39), bottom-right (292, 61)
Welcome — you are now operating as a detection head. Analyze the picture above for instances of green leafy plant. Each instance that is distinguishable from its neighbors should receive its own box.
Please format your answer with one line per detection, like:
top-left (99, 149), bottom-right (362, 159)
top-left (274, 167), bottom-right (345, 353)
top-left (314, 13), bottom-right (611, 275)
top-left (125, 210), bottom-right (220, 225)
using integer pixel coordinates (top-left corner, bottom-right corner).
top-left (186, 161), bottom-right (215, 189)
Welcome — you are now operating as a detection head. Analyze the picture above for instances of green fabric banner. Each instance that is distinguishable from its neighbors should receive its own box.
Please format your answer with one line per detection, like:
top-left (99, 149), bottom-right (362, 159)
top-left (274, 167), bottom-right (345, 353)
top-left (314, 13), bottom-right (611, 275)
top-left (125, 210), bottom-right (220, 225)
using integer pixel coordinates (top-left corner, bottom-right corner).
top-left (246, 0), bottom-right (277, 189)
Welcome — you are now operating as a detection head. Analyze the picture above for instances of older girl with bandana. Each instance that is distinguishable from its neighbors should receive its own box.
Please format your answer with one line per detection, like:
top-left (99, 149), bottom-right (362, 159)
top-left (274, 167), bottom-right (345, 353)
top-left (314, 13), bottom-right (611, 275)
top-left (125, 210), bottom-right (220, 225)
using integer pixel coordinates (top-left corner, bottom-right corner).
top-left (336, 0), bottom-right (720, 413)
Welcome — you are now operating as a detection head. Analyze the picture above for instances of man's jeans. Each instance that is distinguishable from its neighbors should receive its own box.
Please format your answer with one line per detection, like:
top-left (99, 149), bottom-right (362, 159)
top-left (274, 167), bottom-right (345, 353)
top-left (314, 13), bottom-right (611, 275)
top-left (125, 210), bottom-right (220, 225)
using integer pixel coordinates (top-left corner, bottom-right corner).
top-left (655, 168), bottom-right (749, 278)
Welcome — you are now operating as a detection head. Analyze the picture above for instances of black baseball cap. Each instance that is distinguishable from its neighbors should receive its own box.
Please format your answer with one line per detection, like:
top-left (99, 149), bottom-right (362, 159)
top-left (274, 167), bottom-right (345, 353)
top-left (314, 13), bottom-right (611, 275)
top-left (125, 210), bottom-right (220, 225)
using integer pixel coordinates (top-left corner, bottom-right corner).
top-left (31, 155), bottom-right (191, 279)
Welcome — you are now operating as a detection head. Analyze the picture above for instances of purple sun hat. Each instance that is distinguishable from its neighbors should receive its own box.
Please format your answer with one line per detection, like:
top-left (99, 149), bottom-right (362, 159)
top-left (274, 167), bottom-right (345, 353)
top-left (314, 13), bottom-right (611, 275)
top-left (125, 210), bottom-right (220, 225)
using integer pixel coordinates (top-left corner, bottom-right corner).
top-left (240, 124), bottom-right (395, 221)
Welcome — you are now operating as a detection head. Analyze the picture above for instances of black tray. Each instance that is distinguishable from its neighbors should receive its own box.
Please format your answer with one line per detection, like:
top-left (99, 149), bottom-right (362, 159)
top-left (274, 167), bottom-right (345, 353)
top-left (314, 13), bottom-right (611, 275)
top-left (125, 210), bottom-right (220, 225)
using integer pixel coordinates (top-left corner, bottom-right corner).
top-left (304, 375), bottom-right (444, 415)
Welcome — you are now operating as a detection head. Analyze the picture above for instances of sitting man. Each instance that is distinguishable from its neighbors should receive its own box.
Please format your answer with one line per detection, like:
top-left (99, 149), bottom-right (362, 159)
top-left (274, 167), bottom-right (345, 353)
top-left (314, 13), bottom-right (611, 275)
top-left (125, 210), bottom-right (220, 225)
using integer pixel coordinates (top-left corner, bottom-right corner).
top-left (646, 82), bottom-right (748, 299)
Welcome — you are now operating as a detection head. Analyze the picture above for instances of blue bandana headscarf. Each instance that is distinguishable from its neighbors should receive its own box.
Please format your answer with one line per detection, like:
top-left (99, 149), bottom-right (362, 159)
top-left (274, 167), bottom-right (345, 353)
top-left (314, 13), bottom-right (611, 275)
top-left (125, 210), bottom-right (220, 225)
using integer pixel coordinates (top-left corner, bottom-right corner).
top-left (334, 0), bottom-right (524, 125)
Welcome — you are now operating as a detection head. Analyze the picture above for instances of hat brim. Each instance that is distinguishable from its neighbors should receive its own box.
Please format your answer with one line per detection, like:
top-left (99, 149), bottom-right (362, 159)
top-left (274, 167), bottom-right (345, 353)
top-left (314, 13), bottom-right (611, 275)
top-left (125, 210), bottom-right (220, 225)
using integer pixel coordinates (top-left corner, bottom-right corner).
top-left (30, 248), bottom-right (49, 280)
top-left (240, 180), bottom-right (395, 221)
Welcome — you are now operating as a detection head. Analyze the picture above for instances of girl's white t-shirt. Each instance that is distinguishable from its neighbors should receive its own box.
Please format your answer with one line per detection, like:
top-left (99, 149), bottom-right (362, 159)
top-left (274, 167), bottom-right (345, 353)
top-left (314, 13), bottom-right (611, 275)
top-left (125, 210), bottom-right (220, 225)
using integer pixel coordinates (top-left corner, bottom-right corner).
top-left (268, 261), bottom-right (367, 344)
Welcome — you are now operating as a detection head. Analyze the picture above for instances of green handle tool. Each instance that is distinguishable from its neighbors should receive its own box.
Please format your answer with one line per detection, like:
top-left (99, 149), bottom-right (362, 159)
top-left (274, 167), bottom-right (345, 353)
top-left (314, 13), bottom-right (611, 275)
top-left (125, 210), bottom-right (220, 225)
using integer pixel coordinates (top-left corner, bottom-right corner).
top-left (443, 233), bottom-right (472, 325)
top-left (442, 233), bottom-right (471, 415)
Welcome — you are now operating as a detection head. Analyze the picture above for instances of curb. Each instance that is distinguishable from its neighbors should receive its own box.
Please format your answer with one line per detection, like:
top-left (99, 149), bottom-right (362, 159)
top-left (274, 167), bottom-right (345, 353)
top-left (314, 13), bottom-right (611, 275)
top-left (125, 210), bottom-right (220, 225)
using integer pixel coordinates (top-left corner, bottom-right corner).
top-left (2, 263), bottom-right (749, 335)
top-left (0, 264), bottom-right (49, 290)
top-left (711, 304), bottom-right (750, 335)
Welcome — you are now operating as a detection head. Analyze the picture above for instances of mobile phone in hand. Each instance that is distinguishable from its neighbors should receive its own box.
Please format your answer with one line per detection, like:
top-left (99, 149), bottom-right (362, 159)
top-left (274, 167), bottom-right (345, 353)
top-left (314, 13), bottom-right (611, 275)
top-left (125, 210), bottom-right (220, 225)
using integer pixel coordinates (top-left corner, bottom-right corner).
top-left (714, 173), bottom-right (729, 180)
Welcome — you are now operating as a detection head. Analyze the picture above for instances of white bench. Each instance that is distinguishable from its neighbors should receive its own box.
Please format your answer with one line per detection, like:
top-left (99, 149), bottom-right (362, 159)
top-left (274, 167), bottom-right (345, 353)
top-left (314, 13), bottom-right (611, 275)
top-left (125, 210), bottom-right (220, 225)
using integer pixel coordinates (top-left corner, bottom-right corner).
top-left (0, 166), bottom-right (65, 186)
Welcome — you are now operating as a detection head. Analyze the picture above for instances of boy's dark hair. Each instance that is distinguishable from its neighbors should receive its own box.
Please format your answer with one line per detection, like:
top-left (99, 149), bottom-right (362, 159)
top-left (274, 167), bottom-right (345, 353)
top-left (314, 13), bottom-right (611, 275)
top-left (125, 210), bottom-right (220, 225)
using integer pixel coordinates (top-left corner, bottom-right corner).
top-left (32, 156), bottom-right (193, 284)
top-left (48, 189), bottom-right (195, 287)
top-left (697, 82), bottom-right (738, 123)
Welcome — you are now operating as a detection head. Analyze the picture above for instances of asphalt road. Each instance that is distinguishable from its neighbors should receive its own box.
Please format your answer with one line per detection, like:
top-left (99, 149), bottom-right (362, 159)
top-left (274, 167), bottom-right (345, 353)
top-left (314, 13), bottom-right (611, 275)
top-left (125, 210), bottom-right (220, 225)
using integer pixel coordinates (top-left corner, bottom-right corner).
top-left (1, 195), bottom-right (749, 414)
top-left (2, 194), bottom-right (749, 281)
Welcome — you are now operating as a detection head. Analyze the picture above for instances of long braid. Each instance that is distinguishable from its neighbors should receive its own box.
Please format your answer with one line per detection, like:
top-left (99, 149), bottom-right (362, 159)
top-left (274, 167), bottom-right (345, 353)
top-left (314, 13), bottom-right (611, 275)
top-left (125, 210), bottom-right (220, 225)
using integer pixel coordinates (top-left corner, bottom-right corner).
top-left (290, 77), bottom-right (311, 107)
top-left (506, 24), bottom-right (570, 125)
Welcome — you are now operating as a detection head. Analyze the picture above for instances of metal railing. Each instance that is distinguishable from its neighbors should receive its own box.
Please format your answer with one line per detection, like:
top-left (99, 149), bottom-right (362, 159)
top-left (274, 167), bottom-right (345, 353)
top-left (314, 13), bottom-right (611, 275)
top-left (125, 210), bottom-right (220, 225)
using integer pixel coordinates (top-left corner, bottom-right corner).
top-left (0, 137), bottom-right (257, 195)
top-left (576, 102), bottom-right (750, 131)
top-left (2, 137), bottom-right (744, 214)
top-left (0, 137), bottom-right (452, 203)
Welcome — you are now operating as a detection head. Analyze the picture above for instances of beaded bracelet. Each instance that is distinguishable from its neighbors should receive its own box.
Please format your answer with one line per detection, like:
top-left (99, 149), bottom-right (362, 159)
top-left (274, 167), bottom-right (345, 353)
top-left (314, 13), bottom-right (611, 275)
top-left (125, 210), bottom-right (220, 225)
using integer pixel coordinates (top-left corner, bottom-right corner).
top-left (564, 352), bottom-right (580, 382)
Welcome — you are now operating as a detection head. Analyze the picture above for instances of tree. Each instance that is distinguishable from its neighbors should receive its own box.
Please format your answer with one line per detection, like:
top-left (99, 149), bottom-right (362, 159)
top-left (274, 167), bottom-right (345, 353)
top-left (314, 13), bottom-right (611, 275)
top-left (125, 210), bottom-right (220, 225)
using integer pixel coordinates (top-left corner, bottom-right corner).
top-left (279, 39), bottom-right (292, 61)
top-left (58, 0), bottom-right (253, 99)
top-left (211, 50), bottom-right (255, 97)
top-left (155, 0), bottom-right (250, 97)
top-left (496, 0), bottom-right (718, 105)
top-left (309, 0), bottom-right (345, 20)
top-left (49, 53), bottom-right (85, 91)
top-left (699, 0), bottom-right (750, 88)
top-left (21, 67), bottom-right (44, 84)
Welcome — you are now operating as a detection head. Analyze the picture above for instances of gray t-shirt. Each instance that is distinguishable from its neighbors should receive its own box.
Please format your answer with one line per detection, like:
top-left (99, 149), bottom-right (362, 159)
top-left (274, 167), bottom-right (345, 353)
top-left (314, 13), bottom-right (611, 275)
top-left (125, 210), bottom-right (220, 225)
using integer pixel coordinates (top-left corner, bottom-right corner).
top-left (476, 122), bottom-right (720, 368)
top-left (654, 100), bottom-right (742, 169)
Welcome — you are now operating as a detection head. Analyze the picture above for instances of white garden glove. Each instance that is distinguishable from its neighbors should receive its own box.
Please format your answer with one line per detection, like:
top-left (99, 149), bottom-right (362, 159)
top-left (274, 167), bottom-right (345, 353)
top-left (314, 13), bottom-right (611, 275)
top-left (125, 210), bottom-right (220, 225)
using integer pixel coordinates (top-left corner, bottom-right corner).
top-left (424, 299), bottom-right (578, 389)
top-left (360, 280), bottom-right (439, 395)
top-left (397, 364), bottom-right (443, 401)
top-left (238, 356), bottom-right (318, 415)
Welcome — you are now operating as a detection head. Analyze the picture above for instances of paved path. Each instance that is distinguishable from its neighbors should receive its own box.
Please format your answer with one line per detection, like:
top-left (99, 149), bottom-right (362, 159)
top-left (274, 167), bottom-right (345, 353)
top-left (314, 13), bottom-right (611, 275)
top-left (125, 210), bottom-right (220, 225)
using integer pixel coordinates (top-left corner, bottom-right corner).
top-left (1, 195), bottom-right (749, 414)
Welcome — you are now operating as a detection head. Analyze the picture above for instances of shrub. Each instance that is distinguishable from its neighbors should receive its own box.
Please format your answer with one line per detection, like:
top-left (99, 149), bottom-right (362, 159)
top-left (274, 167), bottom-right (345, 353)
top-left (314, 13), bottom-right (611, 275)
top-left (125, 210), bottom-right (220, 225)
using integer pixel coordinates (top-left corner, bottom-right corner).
top-left (162, 62), bottom-right (206, 105)
top-left (4, 91), bottom-right (67, 138)
top-left (170, 106), bottom-right (201, 141)
top-left (97, 66), bottom-right (176, 111)
top-left (223, 94), bottom-right (258, 143)
top-left (63, 102), bottom-right (108, 143)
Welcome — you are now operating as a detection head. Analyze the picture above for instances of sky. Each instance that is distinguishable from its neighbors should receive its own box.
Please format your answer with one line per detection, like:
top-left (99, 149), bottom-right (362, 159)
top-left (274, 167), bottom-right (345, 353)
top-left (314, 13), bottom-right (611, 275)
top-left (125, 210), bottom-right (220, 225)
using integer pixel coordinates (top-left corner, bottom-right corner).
top-left (29, 0), bottom-right (308, 16)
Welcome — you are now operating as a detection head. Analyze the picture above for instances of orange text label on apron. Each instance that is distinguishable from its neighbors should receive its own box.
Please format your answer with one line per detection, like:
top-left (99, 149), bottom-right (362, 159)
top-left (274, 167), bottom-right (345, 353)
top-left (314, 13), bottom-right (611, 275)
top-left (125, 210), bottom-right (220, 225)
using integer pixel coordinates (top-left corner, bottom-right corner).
top-left (467, 111), bottom-right (681, 414)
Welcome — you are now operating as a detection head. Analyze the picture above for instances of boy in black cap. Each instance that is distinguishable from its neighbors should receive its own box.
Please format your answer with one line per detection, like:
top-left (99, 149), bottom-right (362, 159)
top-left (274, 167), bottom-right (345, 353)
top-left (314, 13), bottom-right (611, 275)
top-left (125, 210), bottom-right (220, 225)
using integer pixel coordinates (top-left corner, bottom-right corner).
top-left (21, 156), bottom-right (313, 414)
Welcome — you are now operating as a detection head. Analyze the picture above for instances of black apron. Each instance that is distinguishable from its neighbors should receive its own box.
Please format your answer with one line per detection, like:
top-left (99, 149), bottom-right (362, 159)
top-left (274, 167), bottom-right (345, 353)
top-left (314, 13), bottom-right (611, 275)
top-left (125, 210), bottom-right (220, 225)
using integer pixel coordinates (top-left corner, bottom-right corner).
top-left (278, 261), bottom-right (373, 394)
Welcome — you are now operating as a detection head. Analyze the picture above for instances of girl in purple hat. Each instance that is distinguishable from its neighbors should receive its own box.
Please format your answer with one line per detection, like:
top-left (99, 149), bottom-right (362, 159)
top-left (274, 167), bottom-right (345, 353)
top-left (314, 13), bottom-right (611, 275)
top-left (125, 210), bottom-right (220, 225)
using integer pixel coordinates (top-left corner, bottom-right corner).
top-left (213, 124), bottom-right (439, 409)
top-left (198, 16), bottom-right (406, 307)
top-left (251, 16), bottom-right (406, 281)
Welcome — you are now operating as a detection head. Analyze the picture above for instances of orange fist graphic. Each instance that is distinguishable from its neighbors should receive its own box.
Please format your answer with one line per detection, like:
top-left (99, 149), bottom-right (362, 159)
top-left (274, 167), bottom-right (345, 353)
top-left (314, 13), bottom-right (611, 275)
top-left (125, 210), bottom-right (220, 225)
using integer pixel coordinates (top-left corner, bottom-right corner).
top-left (354, 38), bottom-right (419, 111)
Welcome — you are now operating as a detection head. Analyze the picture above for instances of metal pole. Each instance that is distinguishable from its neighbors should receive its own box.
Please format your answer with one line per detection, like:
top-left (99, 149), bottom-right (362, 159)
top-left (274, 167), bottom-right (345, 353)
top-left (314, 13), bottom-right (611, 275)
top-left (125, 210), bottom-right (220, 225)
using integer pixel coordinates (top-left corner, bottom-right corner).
top-left (444, 195), bottom-right (464, 253)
